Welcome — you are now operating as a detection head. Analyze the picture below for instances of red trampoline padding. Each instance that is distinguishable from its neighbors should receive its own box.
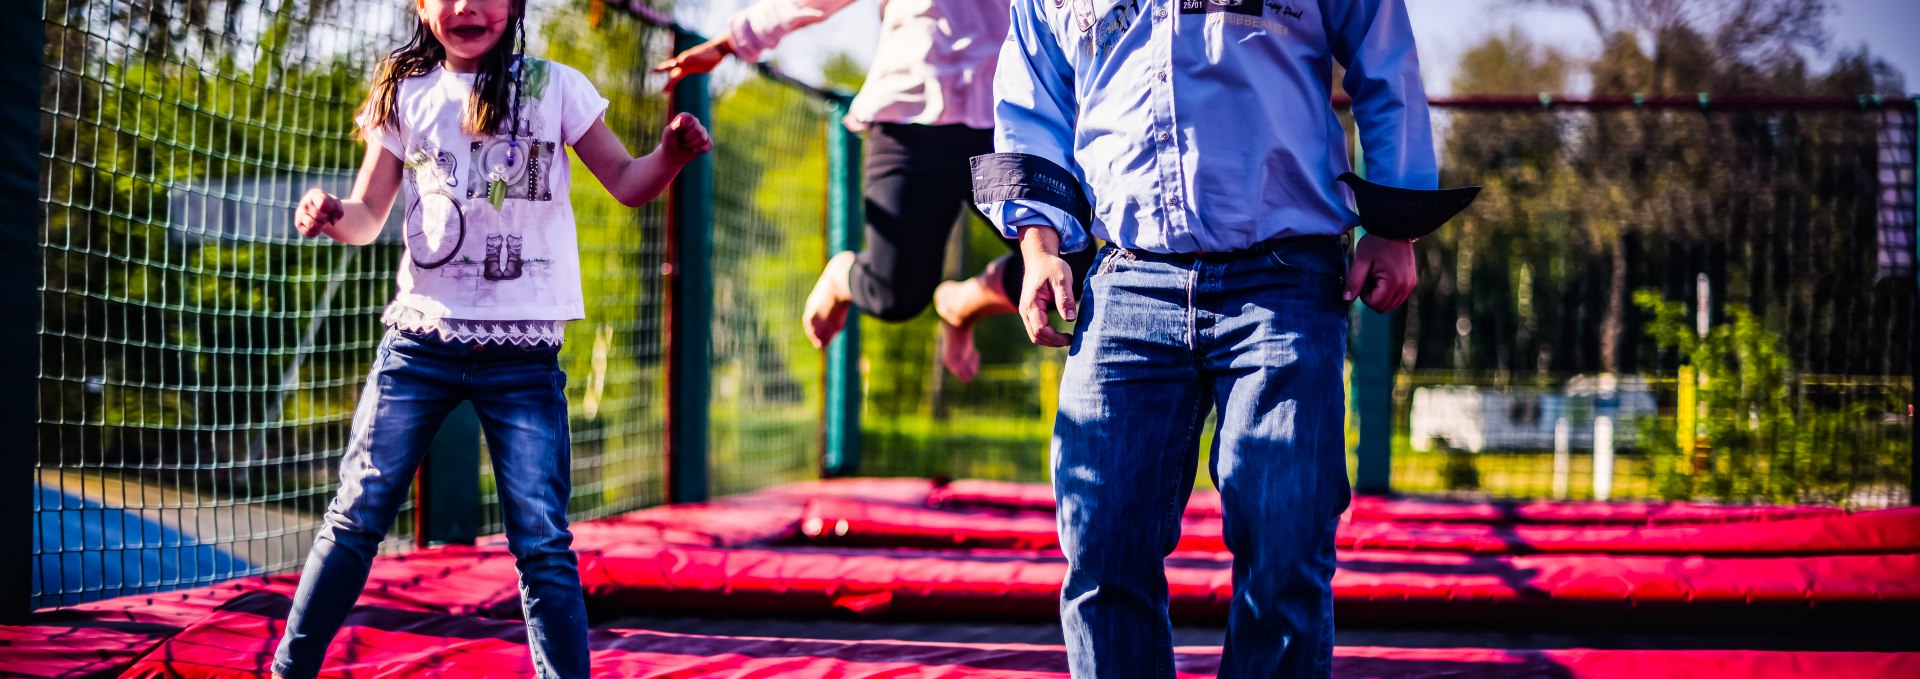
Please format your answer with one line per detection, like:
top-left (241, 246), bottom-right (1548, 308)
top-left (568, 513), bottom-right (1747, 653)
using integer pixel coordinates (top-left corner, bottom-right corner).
top-left (560, 503), bottom-right (804, 551)
top-left (799, 498), bottom-right (1920, 556)
top-left (1347, 495), bottom-right (1845, 526)
top-left (120, 592), bottom-right (1223, 678)
top-left (11, 545), bottom-right (529, 679)
top-left (745, 477), bottom-right (944, 506)
top-left (116, 592), bottom-right (1920, 679)
top-left (928, 479), bottom-right (1844, 525)
top-left (1, 623), bottom-right (168, 679)
top-left (579, 544), bottom-right (1920, 627)
top-left (800, 497), bottom-right (1227, 552)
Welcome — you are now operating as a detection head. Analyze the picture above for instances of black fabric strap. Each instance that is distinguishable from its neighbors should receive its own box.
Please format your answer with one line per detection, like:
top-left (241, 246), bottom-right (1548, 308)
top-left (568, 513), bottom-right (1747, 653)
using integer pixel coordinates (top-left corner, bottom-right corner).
top-left (970, 153), bottom-right (1092, 227)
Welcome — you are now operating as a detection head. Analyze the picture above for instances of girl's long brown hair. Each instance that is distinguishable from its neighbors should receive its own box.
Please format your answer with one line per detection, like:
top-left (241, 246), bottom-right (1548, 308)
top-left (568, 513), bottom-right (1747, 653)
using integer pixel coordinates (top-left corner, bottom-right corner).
top-left (360, 0), bottom-right (528, 138)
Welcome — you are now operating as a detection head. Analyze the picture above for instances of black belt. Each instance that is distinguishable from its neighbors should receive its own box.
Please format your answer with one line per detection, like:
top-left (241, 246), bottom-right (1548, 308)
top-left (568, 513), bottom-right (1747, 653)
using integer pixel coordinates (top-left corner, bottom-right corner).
top-left (1115, 234), bottom-right (1346, 264)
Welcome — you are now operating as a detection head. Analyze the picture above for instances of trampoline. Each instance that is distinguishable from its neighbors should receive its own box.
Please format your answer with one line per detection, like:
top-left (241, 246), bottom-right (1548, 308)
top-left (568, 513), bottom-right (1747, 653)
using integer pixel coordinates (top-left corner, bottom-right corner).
top-left (11, 478), bottom-right (1918, 678)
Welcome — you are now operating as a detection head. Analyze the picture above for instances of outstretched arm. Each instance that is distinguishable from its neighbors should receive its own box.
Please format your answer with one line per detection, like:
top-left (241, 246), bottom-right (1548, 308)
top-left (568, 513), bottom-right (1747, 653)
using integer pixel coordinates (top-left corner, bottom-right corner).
top-left (294, 141), bottom-right (402, 246)
top-left (573, 112), bottom-right (713, 208)
top-left (654, 0), bottom-right (861, 90)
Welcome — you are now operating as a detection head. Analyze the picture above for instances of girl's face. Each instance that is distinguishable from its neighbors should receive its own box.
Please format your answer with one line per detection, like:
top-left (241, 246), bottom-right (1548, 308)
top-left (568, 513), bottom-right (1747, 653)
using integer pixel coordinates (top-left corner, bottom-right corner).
top-left (417, 0), bottom-right (512, 73)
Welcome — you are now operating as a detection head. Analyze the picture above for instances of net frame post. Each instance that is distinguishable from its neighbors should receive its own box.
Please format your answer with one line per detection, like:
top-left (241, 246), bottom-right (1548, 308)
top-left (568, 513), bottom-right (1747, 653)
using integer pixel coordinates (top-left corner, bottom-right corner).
top-left (1, 5), bottom-right (42, 621)
top-left (822, 95), bottom-right (863, 479)
top-left (1349, 125), bottom-right (1394, 496)
top-left (1911, 94), bottom-right (1919, 509)
top-left (416, 403), bottom-right (482, 546)
top-left (664, 28), bottom-right (713, 504)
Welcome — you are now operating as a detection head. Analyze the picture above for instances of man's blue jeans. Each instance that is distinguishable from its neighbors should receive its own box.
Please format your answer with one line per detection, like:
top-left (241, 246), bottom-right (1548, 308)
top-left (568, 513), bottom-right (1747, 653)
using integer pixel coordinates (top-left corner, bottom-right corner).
top-left (273, 328), bottom-right (589, 679)
top-left (1055, 238), bottom-right (1353, 678)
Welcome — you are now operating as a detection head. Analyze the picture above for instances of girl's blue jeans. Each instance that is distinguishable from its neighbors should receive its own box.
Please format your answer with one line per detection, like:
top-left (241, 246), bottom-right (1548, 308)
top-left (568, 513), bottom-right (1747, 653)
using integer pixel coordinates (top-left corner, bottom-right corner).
top-left (1055, 239), bottom-right (1353, 679)
top-left (273, 328), bottom-right (589, 679)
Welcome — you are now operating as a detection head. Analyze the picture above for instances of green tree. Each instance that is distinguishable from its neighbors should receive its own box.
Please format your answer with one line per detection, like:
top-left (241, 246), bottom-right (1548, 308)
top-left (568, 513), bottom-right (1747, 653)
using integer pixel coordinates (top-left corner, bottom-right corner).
top-left (1635, 290), bottom-right (1908, 504)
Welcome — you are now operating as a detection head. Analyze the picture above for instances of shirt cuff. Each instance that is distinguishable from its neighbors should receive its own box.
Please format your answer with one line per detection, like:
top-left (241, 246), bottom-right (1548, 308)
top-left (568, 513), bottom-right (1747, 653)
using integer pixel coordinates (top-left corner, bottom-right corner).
top-left (982, 200), bottom-right (1091, 254)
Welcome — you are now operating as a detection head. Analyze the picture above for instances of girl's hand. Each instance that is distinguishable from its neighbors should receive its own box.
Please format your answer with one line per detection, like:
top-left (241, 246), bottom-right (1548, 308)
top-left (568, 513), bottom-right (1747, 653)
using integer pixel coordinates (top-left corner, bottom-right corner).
top-left (661, 113), bottom-right (713, 165)
top-left (653, 35), bottom-right (734, 91)
top-left (295, 188), bottom-right (344, 238)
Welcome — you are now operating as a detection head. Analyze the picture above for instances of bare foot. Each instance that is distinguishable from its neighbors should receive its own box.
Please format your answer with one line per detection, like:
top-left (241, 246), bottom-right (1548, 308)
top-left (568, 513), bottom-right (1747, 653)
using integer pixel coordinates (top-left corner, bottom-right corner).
top-left (804, 251), bottom-right (857, 349)
top-left (933, 307), bottom-right (982, 382)
top-left (933, 255), bottom-right (1018, 382)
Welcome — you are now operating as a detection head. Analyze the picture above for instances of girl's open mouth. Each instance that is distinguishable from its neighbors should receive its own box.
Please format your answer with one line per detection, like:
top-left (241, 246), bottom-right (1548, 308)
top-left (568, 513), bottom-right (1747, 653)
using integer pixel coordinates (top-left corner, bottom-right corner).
top-left (450, 25), bottom-right (488, 40)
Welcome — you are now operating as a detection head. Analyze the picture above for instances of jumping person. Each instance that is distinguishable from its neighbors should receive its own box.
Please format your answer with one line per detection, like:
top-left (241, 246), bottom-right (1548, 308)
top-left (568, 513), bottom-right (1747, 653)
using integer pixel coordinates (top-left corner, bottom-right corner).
top-left (656, 0), bottom-right (1096, 381)
top-left (978, 0), bottom-right (1470, 675)
top-left (276, 1), bottom-right (710, 677)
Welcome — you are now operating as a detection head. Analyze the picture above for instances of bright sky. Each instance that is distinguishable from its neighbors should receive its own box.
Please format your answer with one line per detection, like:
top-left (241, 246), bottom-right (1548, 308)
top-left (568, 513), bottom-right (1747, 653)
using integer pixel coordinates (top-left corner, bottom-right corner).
top-left (677, 0), bottom-right (1919, 96)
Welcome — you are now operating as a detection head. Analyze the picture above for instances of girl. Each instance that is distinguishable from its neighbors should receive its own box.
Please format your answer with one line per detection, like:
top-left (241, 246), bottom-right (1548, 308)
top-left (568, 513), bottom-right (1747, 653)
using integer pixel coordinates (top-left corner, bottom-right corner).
top-left (656, 0), bottom-right (1095, 383)
top-left (278, 1), bottom-right (710, 677)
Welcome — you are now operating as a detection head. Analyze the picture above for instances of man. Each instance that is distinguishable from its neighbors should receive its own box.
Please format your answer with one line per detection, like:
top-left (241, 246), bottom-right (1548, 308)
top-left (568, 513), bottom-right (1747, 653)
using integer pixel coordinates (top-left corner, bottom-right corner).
top-left (974, 0), bottom-right (1449, 675)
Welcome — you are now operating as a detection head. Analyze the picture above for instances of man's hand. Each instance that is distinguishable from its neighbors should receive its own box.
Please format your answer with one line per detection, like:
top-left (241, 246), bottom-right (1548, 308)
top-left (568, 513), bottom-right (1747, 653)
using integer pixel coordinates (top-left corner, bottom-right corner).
top-left (295, 188), bottom-right (343, 238)
top-left (653, 35), bottom-right (733, 91)
top-left (660, 113), bottom-right (713, 165)
top-left (1344, 234), bottom-right (1416, 312)
top-left (1017, 225), bottom-right (1076, 348)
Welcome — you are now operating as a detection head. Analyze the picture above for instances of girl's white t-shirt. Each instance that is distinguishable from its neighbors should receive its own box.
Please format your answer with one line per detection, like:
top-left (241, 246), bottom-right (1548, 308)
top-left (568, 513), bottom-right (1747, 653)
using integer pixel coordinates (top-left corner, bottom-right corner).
top-left (358, 60), bottom-right (608, 344)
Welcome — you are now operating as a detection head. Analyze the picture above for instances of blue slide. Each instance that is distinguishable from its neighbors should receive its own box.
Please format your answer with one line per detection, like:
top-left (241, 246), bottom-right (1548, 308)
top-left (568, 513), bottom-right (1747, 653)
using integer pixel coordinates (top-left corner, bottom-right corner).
top-left (33, 485), bottom-right (256, 607)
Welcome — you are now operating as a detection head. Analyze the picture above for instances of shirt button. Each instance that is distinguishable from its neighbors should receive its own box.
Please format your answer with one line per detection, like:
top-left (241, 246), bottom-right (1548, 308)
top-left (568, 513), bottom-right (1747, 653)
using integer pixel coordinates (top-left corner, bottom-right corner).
top-left (1169, 195), bottom-right (1183, 208)
top-left (1157, 9), bottom-right (1168, 19)
top-left (1158, 71), bottom-right (1168, 82)
top-left (1157, 131), bottom-right (1171, 142)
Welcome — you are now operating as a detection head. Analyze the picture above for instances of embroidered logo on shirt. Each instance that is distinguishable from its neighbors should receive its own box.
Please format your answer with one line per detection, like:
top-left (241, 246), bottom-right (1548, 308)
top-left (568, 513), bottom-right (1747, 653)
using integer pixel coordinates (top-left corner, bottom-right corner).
top-left (1264, 2), bottom-right (1304, 19)
top-left (1076, 0), bottom-right (1142, 57)
top-left (1180, 0), bottom-right (1261, 16)
top-left (1071, 0), bottom-right (1097, 30)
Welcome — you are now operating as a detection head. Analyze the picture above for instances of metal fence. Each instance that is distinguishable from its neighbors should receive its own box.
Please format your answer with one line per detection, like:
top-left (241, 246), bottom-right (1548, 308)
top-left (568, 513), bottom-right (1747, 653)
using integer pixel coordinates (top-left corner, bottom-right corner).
top-left (1389, 98), bottom-right (1916, 507)
top-left (854, 97), bottom-right (1919, 509)
top-left (32, 0), bottom-right (417, 611)
top-left (23, 0), bottom-right (841, 613)
top-left (16, 0), bottom-right (1919, 618)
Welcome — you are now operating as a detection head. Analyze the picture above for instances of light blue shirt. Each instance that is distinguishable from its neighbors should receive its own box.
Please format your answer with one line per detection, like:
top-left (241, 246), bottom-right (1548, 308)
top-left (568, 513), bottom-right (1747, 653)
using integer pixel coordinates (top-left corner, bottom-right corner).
top-left (980, 0), bottom-right (1437, 254)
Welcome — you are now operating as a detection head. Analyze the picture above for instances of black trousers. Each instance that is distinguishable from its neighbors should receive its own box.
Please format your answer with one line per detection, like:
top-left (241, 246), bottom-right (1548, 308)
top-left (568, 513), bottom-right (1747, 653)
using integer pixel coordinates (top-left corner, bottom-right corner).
top-left (849, 122), bottom-right (1097, 322)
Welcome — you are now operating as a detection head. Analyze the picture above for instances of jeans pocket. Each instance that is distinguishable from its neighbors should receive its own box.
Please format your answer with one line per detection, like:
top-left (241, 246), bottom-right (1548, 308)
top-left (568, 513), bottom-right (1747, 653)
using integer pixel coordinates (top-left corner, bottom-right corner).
top-left (392, 326), bottom-right (443, 348)
top-left (1266, 246), bottom-right (1346, 282)
top-left (1092, 246), bottom-right (1134, 279)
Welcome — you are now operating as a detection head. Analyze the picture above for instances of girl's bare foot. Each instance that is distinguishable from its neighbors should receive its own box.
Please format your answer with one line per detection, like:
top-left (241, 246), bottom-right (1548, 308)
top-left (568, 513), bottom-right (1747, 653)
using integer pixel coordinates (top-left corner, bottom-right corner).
top-left (804, 251), bottom-right (857, 349)
top-left (933, 255), bottom-right (1018, 382)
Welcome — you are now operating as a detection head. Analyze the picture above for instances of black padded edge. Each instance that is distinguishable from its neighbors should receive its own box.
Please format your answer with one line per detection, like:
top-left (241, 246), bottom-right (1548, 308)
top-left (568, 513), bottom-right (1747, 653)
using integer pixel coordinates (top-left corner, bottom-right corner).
top-left (1338, 172), bottom-right (1482, 240)
top-left (970, 153), bottom-right (1092, 226)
